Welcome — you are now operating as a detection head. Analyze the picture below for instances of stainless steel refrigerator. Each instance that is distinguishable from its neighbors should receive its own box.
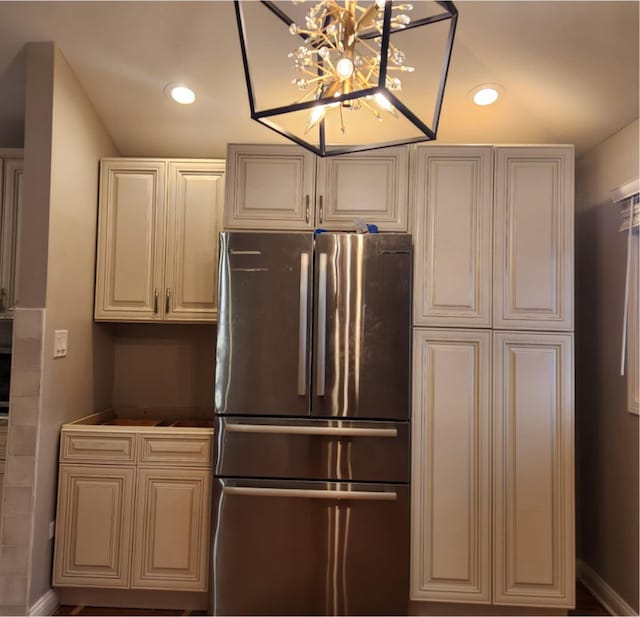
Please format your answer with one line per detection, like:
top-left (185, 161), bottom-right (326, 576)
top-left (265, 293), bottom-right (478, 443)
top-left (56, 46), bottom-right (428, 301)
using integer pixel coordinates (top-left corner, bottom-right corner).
top-left (212, 231), bottom-right (412, 616)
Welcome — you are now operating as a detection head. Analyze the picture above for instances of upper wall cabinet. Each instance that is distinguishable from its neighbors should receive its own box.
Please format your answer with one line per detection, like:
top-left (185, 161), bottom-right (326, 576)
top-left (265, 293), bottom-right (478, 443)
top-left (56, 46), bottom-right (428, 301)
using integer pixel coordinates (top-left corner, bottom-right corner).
top-left (494, 147), bottom-right (574, 331)
top-left (224, 144), bottom-right (409, 231)
top-left (224, 144), bottom-right (315, 230)
top-left (0, 154), bottom-right (24, 318)
top-left (412, 146), bottom-right (493, 327)
top-left (95, 159), bottom-right (224, 323)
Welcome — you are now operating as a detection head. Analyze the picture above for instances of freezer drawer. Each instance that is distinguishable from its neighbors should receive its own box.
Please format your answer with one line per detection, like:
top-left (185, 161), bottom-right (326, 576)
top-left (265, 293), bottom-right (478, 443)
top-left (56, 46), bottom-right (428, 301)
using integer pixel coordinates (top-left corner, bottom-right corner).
top-left (215, 416), bottom-right (409, 483)
top-left (212, 478), bottom-right (409, 616)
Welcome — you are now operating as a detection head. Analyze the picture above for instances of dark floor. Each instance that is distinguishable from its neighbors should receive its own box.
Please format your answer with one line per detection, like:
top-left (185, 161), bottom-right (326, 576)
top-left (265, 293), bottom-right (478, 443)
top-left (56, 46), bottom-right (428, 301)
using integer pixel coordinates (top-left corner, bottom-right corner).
top-left (54, 582), bottom-right (609, 616)
top-left (569, 581), bottom-right (610, 616)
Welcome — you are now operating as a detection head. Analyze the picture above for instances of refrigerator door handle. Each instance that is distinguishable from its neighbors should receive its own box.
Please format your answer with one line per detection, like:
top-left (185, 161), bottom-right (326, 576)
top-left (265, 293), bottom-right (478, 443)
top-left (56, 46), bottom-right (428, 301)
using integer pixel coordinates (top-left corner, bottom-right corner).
top-left (224, 423), bottom-right (398, 438)
top-left (223, 485), bottom-right (397, 501)
top-left (316, 252), bottom-right (328, 396)
top-left (298, 252), bottom-right (310, 396)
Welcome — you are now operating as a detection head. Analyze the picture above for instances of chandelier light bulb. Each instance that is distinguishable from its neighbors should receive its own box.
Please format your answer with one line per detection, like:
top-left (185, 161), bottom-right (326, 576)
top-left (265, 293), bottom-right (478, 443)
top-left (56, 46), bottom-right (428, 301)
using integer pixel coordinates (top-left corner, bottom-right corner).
top-left (336, 57), bottom-right (355, 80)
top-left (305, 105), bottom-right (327, 133)
top-left (374, 93), bottom-right (394, 113)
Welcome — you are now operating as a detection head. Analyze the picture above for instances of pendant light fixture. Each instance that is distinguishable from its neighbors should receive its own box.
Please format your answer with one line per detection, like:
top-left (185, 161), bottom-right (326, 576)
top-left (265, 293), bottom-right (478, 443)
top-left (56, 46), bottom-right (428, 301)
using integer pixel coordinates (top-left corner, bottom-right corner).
top-left (235, 0), bottom-right (458, 156)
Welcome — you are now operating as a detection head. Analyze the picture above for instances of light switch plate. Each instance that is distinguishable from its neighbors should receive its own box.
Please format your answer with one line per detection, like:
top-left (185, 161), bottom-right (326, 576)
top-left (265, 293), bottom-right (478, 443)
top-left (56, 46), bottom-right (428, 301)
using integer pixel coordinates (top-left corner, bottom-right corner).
top-left (54, 330), bottom-right (68, 358)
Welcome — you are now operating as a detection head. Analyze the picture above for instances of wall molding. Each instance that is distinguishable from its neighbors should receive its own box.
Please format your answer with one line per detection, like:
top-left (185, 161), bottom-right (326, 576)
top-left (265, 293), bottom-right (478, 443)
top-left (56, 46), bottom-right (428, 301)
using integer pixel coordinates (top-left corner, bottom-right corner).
top-left (29, 588), bottom-right (58, 616)
top-left (577, 559), bottom-right (637, 616)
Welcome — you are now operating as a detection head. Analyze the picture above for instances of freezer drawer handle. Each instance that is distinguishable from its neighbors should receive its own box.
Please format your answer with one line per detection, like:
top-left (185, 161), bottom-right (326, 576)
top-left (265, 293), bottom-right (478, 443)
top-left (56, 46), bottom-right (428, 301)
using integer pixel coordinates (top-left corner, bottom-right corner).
top-left (316, 252), bottom-right (327, 395)
top-left (298, 252), bottom-right (310, 396)
top-left (225, 423), bottom-right (398, 438)
top-left (223, 486), bottom-right (397, 501)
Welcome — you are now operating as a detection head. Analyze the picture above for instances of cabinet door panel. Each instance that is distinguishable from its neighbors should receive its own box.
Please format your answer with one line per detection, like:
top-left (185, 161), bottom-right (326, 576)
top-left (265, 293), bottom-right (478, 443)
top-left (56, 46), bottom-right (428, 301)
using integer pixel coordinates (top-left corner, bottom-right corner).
top-left (0, 158), bottom-right (23, 314)
top-left (132, 467), bottom-right (211, 591)
top-left (95, 160), bottom-right (166, 320)
top-left (493, 331), bottom-right (574, 607)
top-left (413, 147), bottom-right (492, 327)
top-left (53, 465), bottom-right (135, 588)
top-left (165, 161), bottom-right (224, 321)
top-left (411, 329), bottom-right (491, 603)
top-left (494, 148), bottom-right (573, 330)
top-left (316, 147), bottom-right (408, 230)
top-left (224, 144), bottom-right (315, 230)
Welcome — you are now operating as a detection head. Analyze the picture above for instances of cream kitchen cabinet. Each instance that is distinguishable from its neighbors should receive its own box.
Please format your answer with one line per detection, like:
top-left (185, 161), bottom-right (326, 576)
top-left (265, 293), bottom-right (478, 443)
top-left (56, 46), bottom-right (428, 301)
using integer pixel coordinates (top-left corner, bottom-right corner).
top-left (0, 154), bottom-right (24, 317)
top-left (494, 147), bottom-right (574, 330)
top-left (411, 329), bottom-right (575, 608)
top-left (224, 143), bottom-right (409, 231)
top-left (53, 465), bottom-right (135, 588)
top-left (132, 467), bottom-right (211, 591)
top-left (493, 331), bottom-right (574, 607)
top-left (53, 416), bottom-right (213, 593)
top-left (411, 329), bottom-right (491, 604)
top-left (412, 146), bottom-right (493, 327)
top-left (94, 158), bottom-right (224, 322)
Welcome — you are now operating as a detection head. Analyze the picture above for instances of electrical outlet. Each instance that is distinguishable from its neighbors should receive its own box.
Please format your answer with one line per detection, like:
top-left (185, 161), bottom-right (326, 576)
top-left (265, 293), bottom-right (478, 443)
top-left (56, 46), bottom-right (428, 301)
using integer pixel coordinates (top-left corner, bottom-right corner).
top-left (54, 330), bottom-right (68, 358)
top-left (49, 520), bottom-right (55, 540)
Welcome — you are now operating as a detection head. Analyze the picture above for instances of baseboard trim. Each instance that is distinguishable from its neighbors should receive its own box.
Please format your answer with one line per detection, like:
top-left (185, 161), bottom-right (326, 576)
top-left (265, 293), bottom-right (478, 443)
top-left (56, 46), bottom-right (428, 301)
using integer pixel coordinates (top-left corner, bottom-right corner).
top-left (29, 589), bottom-right (58, 616)
top-left (577, 559), bottom-right (637, 616)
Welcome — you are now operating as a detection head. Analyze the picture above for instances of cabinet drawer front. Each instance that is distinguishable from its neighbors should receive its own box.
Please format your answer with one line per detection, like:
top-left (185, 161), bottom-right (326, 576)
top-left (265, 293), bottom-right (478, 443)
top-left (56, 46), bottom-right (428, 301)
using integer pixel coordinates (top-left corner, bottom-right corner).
top-left (138, 434), bottom-right (212, 466)
top-left (60, 431), bottom-right (136, 464)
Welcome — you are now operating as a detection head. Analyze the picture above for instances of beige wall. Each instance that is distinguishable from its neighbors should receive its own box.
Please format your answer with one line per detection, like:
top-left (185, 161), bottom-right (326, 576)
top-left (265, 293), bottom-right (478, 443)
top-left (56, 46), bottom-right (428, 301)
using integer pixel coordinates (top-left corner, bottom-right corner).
top-left (575, 118), bottom-right (639, 612)
top-left (18, 43), bottom-right (54, 309)
top-left (28, 46), bottom-right (118, 606)
top-left (111, 324), bottom-right (216, 412)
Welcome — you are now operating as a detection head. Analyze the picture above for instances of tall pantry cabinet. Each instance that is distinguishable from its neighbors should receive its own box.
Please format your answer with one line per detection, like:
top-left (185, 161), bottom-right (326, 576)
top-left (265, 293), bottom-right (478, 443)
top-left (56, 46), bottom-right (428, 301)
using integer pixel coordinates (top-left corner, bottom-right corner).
top-left (411, 146), bottom-right (574, 609)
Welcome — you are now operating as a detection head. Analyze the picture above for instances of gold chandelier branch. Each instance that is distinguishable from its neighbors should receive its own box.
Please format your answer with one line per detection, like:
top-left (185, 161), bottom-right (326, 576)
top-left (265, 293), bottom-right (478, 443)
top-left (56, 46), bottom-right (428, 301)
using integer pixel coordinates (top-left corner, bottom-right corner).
top-left (288, 0), bottom-right (414, 133)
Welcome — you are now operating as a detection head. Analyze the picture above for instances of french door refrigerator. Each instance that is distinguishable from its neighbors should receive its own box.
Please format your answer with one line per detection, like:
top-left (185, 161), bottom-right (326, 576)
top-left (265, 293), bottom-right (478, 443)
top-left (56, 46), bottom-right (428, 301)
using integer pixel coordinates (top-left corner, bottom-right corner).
top-left (213, 231), bottom-right (412, 616)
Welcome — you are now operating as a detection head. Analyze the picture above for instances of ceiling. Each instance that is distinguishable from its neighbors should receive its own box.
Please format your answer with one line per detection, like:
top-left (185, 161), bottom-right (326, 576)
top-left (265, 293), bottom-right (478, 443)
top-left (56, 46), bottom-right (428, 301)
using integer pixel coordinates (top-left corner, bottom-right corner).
top-left (0, 1), bottom-right (638, 158)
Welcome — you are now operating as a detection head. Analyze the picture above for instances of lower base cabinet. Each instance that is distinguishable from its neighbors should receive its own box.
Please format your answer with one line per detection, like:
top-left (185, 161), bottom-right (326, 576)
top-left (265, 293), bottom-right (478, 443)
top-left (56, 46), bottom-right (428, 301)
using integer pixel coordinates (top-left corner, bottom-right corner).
top-left (53, 424), bottom-right (212, 593)
top-left (54, 465), bottom-right (134, 587)
top-left (411, 329), bottom-right (574, 608)
top-left (133, 468), bottom-right (211, 591)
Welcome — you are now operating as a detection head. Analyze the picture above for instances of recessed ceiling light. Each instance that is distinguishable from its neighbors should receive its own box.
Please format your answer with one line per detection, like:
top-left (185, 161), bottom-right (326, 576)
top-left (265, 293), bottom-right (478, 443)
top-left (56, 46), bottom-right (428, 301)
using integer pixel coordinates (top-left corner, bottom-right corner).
top-left (166, 83), bottom-right (196, 105)
top-left (470, 84), bottom-right (503, 106)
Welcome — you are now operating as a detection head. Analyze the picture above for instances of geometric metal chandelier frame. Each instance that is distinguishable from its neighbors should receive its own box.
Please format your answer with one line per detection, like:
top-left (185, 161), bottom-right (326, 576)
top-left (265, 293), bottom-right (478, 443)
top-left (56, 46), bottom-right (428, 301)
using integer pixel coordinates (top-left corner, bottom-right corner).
top-left (234, 0), bottom-right (458, 156)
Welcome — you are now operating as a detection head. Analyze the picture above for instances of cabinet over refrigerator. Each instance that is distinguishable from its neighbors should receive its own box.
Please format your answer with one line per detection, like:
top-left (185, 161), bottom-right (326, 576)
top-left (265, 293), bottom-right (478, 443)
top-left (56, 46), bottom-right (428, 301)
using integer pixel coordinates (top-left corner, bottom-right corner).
top-left (213, 231), bottom-right (412, 616)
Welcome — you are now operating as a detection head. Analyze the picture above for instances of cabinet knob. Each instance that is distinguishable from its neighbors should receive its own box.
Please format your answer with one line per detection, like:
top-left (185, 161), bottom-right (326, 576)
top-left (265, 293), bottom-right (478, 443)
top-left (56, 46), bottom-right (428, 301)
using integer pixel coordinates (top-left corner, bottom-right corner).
top-left (153, 289), bottom-right (159, 314)
top-left (305, 195), bottom-right (310, 224)
top-left (319, 195), bottom-right (324, 224)
top-left (166, 288), bottom-right (171, 314)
